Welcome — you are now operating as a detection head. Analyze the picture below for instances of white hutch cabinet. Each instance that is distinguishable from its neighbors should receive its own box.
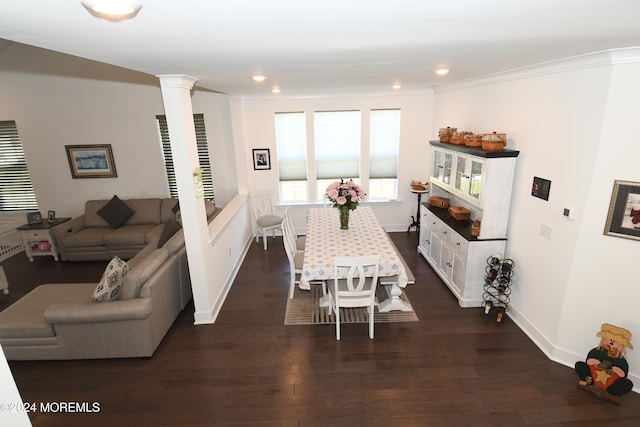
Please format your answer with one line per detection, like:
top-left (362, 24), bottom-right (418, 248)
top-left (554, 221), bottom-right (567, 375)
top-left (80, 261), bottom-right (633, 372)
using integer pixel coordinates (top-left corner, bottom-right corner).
top-left (418, 141), bottom-right (519, 307)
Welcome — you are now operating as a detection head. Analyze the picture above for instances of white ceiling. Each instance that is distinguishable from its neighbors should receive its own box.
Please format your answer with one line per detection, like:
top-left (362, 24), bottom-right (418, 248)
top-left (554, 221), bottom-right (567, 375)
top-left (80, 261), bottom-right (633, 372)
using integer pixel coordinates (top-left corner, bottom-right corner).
top-left (1, 0), bottom-right (640, 97)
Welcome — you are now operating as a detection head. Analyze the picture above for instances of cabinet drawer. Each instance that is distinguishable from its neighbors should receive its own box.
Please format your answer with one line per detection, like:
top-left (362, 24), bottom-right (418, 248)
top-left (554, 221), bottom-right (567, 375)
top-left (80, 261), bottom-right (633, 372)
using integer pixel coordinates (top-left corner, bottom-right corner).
top-left (23, 230), bottom-right (51, 240)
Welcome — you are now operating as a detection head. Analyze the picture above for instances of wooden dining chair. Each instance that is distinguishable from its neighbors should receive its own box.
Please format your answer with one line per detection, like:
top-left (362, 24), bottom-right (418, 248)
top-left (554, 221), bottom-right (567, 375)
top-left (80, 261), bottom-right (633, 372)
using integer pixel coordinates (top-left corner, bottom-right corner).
top-left (328, 255), bottom-right (380, 340)
top-left (249, 192), bottom-right (283, 250)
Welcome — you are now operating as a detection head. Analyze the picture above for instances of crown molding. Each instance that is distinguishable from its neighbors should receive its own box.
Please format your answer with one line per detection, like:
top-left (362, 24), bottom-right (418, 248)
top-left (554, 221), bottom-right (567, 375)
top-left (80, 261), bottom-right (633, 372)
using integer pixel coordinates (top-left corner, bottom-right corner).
top-left (433, 47), bottom-right (640, 94)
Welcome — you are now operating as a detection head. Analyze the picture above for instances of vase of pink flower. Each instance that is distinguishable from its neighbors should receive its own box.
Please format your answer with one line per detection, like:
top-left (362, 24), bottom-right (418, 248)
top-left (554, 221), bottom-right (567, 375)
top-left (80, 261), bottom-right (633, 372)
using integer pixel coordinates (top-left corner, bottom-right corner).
top-left (326, 179), bottom-right (366, 230)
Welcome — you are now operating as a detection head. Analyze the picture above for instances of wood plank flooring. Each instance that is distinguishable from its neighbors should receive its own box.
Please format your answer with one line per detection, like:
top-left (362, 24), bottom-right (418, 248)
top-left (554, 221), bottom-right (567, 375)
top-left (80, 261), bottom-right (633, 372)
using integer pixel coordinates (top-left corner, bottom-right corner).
top-left (2, 232), bottom-right (640, 426)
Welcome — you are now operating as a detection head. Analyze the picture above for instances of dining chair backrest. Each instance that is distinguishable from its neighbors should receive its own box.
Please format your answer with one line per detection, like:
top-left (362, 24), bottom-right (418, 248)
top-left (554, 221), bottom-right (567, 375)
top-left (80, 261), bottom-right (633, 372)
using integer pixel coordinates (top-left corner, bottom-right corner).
top-left (332, 256), bottom-right (380, 301)
top-left (249, 192), bottom-right (275, 220)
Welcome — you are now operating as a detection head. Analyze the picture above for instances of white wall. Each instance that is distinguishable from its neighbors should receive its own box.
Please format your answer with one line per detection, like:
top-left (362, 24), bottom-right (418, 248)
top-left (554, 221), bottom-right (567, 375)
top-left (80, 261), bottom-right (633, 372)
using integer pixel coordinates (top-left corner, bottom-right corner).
top-left (432, 49), bottom-right (640, 388)
top-left (231, 93), bottom-right (434, 231)
top-left (0, 42), bottom-right (238, 216)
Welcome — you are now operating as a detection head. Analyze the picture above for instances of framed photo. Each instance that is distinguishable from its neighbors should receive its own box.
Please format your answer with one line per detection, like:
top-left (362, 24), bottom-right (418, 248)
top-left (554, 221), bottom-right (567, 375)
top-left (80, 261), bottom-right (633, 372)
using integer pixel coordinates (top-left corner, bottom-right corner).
top-left (47, 210), bottom-right (56, 223)
top-left (604, 180), bottom-right (640, 241)
top-left (27, 211), bottom-right (42, 225)
top-left (252, 149), bottom-right (271, 170)
top-left (65, 144), bottom-right (117, 178)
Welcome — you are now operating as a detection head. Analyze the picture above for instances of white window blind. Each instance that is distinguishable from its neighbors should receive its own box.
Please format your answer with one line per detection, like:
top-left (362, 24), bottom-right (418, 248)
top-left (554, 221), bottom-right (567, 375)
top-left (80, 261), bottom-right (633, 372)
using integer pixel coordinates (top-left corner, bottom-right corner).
top-left (275, 112), bottom-right (307, 181)
top-left (369, 109), bottom-right (400, 179)
top-left (314, 110), bottom-right (361, 180)
top-left (156, 114), bottom-right (215, 201)
top-left (0, 120), bottom-right (37, 211)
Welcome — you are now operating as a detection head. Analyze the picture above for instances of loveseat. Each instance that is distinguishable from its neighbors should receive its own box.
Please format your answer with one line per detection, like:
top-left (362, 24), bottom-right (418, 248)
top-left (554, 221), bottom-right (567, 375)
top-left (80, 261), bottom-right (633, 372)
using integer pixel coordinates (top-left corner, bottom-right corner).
top-left (50, 196), bottom-right (183, 262)
top-left (0, 198), bottom-right (221, 360)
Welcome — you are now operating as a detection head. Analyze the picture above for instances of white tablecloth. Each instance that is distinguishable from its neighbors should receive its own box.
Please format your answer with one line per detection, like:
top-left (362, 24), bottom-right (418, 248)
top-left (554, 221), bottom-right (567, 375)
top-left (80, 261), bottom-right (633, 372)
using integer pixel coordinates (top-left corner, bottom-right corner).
top-left (300, 206), bottom-right (408, 289)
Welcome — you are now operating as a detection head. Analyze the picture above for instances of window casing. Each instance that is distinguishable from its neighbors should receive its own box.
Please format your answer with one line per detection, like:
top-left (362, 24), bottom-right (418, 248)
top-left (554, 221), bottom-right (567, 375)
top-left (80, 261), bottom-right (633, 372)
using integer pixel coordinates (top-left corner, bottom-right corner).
top-left (0, 120), bottom-right (38, 211)
top-left (156, 114), bottom-right (215, 201)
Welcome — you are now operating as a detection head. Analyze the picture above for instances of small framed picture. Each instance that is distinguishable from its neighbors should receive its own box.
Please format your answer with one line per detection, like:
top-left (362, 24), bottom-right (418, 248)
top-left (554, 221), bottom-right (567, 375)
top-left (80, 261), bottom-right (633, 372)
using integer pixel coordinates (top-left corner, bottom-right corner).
top-left (604, 180), bottom-right (640, 241)
top-left (47, 210), bottom-right (56, 223)
top-left (252, 149), bottom-right (271, 170)
top-left (27, 211), bottom-right (43, 225)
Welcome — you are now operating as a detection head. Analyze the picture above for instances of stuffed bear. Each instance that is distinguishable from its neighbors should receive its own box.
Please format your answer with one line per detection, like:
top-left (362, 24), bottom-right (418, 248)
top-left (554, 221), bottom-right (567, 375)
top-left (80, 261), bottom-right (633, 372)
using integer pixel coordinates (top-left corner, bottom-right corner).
top-left (575, 323), bottom-right (634, 403)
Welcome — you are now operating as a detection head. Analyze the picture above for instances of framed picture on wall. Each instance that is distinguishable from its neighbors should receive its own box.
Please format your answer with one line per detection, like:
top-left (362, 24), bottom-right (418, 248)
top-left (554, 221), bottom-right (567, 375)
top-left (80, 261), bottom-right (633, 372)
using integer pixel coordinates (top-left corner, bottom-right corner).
top-left (65, 144), bottom-right (117, 178)
top-left (604, 180), bottom-right (640, 241)
top-left (252, 148), bottom-right (271, 170)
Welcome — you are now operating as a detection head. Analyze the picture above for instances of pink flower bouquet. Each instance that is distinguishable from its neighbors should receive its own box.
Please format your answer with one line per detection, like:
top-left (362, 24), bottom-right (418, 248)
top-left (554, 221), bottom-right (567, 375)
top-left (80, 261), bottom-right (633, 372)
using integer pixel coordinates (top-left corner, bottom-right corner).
top-left (326, 179), bottom-right (366, 211)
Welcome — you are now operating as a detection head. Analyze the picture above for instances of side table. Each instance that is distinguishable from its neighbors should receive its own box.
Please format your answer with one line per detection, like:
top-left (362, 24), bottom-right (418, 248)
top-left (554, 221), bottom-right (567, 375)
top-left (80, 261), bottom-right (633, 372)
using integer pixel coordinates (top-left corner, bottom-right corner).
top-left (407, 189), bottom-right (429, 232)
top-left (18, 218), bottom-right (70, 262)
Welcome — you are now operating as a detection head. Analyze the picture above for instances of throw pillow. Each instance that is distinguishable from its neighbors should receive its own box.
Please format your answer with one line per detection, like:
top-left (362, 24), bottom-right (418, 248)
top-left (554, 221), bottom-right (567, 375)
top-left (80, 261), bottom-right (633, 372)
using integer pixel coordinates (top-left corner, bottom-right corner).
top-left (92, 256), bottom-right (129, 302)
top-left (157, 219), bottom-right (182, 248)
top-left (97, 195), bottom-right (135, 229)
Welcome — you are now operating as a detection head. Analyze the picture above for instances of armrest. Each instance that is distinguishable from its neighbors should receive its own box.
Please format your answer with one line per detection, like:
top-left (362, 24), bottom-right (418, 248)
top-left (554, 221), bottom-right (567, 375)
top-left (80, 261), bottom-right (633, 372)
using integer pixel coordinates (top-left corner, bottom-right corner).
top-left (51, 215), bottom-right (86, 238)
top-left (44, 298), bottom-right (152, 324)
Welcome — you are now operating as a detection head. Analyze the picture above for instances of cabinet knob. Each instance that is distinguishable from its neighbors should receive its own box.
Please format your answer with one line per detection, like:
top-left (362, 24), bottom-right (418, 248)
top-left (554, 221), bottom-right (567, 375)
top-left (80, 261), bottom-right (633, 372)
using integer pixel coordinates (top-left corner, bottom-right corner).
top-left (456, 242), bottom-right (460, 246)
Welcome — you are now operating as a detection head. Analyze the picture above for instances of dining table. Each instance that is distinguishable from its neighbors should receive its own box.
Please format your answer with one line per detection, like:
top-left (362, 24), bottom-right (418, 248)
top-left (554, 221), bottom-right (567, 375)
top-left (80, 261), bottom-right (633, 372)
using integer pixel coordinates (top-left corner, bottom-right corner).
top-left (300, 206), bottom-right (412, 312)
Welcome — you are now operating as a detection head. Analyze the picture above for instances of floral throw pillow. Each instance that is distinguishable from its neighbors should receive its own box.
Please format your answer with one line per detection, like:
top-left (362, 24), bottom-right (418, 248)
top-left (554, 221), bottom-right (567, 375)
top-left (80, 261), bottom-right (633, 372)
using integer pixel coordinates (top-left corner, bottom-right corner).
top-left (92, 256), bottom-right (129, 302)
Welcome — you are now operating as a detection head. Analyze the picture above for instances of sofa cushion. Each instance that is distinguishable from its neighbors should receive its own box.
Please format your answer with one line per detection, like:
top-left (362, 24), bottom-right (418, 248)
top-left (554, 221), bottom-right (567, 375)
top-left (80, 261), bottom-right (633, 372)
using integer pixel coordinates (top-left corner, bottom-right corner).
top-left (102, 224), bottom-right (157, 246)
top-left (157, 219), bottom-right (182, 248)
top-left (63, 227), bottom-right (112, 247)
top-left (160, 198), bottom-right (180, 223)
top-left (162, 228), bottom-right (185, 255)
top-left (92, 256), bottom-right (129, 302)
top-left (0, 284), bottom-right (95, 339)
top-left (97, 195), bottom-right (135, 229)
top-left (125, 198), bottom-right (162, 225)
top-left (120, 248), bottom-right (170, 300)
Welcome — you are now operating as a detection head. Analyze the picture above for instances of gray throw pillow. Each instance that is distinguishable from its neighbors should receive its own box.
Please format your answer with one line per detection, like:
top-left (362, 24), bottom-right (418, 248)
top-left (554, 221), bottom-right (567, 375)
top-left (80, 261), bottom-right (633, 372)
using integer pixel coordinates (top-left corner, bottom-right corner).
top-left (97, 195), bottom-right (134, 229)
top-left (157, 219), bottom-right (182, 248)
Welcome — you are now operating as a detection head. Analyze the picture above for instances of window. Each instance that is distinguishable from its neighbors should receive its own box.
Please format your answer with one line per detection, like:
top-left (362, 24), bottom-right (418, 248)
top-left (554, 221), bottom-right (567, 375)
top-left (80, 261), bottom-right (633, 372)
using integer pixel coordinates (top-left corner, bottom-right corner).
top-left (274, 112), bottom-right (307, 203)
top-left (0, 120), bottom-right (37, 211)
top-left (368, 109), bottom-right (400, 200)
top-left (156, 114), bottom-right (215, 201)
top-left (314, 110), bottom-right (361, 202)
top-left (274, 109), bottom-right (401, 204)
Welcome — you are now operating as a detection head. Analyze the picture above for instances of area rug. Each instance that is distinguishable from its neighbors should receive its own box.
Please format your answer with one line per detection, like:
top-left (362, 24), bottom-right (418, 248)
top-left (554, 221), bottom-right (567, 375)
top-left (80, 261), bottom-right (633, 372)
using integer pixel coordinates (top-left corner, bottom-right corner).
top-left (284, 285), bottom-right (419, 325)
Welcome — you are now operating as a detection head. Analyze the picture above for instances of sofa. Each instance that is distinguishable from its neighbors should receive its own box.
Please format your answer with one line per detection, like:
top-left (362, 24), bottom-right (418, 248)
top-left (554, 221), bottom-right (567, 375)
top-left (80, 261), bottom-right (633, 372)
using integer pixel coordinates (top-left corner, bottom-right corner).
top-left (0, 198), bottom-right (221, 360)
top-left (50, 196), bottom-right (186, 262)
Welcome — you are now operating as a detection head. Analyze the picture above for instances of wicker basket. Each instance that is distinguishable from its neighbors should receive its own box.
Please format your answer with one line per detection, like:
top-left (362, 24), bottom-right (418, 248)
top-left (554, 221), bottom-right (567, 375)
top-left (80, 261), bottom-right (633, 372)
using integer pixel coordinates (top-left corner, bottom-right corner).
top-left (471, 220), bottom-right (481, 237)
top-left (464, 134), bottom-right (482, 147)
top-left (449, 206), bottom-right (471, 221)
top-left (410, 180), bottom-right (427, 191)
top-left (482, 132), bottom-right (507, 151)
top-left (428, 196), bottom-right (450, 209)
top-left (438, 127), bottom-right (457, 143)
top-left (449, 133), bottom-right (465, 145)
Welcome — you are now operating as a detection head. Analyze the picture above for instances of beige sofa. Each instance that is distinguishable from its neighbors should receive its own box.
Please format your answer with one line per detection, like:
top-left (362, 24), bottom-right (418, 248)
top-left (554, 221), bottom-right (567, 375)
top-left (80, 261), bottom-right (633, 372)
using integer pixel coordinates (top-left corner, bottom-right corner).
top-left (0, 199), bottom-right (221, 360)
top-left (51, 197), bottom-right (182, 262)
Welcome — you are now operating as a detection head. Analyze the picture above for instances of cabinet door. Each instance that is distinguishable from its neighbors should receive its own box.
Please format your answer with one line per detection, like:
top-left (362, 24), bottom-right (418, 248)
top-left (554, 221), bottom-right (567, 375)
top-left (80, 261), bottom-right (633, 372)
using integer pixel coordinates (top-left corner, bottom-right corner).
top-left (450, 236), bottom-right (468, 294)
top-left (429, 229), bottom-right (442, 266)
top-left (454, 155), bottom-right (468, 194)
top-left (419, 207), bottom-right (431, 253)
top-left (439, 239), bottom-right (452, 280)
top-left (468, 158), bottom-right (484, 202)
top-left (442, 151), bottom-right (453, 185)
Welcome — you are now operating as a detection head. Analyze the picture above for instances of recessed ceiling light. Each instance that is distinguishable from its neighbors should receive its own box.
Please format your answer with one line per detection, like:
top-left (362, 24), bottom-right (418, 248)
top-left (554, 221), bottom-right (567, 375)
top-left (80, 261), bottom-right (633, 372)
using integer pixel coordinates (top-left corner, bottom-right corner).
top-left (434, 68), bottom-right (450, 76)
top-left (392, 84), bottom-right (402, 89)
top-left (251, 75), bottom-right (268, 82)
top-left (81, 0), bottom-right (142, 20)
top-left (272, 88), bottom-right (281, 94)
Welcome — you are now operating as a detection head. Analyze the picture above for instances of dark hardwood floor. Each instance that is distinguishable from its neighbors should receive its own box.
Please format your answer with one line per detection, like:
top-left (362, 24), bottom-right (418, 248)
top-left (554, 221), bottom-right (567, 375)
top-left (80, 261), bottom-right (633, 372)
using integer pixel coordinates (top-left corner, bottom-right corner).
top-left (3, 232), bottom-right (640, 426)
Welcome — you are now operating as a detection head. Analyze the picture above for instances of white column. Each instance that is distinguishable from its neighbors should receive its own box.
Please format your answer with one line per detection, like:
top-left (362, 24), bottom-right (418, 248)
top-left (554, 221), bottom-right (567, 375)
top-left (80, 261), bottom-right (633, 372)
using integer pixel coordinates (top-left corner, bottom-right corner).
top-left (156, 74), bottom-right (212, 322)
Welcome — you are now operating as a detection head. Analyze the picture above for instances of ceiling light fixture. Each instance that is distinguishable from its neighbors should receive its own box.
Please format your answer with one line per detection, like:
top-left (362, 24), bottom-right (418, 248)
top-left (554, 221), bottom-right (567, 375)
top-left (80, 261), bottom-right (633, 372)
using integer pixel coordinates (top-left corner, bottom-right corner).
top-left (81, 0), bottom-right (142, 21)
top-left (271, 88), bottom-right (281, 94)
top-left (434, 68), bottom-right (450, 76)
top-left (392, 84), bottom-right (402, 89)
top-left (251, 75), bottom-right (268, 83)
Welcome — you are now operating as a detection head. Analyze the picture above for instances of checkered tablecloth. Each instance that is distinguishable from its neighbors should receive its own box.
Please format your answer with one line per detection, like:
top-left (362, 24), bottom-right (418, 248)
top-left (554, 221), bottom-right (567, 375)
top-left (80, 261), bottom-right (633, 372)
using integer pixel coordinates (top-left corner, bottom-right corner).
top-left (300, 206), bottom-right (408, 289)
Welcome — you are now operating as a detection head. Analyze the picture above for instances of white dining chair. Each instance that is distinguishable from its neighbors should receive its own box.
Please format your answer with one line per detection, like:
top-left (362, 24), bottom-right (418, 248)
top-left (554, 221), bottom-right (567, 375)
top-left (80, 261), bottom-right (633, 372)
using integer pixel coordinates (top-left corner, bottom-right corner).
top-left (282, 217), bottom-right (325, 299)
top-left (249, 192), bottom-right (284, 250)
top-left (283, 207), bottom-right (305, 253)
top-left (328, 255), bottom-right (380, 340)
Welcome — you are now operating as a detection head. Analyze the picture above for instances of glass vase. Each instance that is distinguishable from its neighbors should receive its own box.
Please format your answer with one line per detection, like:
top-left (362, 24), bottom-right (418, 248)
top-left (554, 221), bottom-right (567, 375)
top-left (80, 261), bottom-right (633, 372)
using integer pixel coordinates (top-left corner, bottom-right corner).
top-left (339, 207), bottom-right (350, 230)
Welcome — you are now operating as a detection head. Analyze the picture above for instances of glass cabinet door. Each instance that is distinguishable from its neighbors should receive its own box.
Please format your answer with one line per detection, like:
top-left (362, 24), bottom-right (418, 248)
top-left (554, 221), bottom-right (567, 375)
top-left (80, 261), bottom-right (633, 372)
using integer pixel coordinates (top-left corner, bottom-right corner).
top-left (454, 155), bottom-right (468, 193)
top-left (468, 159), bottom-right (484, 200)
top-left (442, 151), bottom-right (453, 185)
top-left (432, 149), bottom-right (443, 181)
